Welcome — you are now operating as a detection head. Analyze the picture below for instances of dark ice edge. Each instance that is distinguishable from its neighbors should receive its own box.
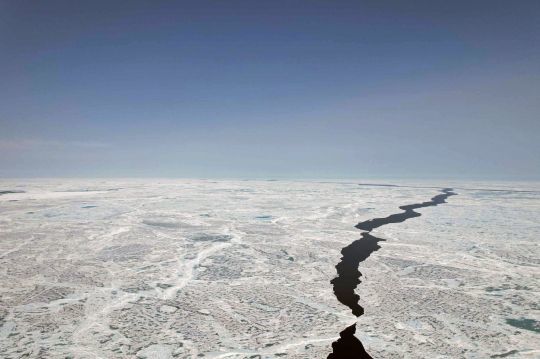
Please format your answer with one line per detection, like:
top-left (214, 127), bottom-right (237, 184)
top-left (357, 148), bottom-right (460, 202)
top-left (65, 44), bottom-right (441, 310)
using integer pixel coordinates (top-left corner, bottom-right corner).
top-left (328, 188), bottom-right (456, 358)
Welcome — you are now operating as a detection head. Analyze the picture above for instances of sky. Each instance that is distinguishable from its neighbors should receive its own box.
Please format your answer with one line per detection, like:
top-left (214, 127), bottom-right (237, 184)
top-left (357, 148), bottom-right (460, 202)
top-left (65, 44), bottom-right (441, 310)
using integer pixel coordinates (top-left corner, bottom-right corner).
top-left (1, 0), bottom-right (539, 180)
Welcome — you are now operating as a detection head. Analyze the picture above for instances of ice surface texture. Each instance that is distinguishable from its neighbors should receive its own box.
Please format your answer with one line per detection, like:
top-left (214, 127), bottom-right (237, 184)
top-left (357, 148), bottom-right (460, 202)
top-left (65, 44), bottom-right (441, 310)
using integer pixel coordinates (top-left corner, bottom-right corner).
top-left (0, 180), bottom-right (538, 358)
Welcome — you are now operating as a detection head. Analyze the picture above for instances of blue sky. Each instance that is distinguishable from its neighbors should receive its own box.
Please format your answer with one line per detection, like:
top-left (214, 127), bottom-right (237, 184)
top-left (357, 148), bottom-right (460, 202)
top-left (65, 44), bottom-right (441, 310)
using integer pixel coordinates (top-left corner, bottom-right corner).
top-left (1, 1), bottom-right (539, 179)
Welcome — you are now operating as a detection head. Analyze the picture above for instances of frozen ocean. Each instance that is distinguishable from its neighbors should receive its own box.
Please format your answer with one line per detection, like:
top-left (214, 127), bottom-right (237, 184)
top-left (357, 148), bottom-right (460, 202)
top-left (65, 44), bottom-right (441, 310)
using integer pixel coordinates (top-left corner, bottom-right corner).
top-left (0, 179), bottom-right (538, 358)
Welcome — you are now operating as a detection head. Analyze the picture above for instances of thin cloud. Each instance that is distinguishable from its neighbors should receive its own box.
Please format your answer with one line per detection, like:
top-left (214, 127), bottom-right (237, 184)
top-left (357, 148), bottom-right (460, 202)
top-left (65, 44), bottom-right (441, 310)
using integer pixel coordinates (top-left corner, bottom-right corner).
top-left (0, 139), bottom-right (111, 151)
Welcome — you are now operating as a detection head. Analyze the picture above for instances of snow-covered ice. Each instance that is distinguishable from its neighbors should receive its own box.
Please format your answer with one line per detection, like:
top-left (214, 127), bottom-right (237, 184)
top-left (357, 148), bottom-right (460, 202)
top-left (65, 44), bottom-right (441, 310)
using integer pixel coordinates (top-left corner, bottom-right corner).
top-left (0, 179), bottom-right (538, 358)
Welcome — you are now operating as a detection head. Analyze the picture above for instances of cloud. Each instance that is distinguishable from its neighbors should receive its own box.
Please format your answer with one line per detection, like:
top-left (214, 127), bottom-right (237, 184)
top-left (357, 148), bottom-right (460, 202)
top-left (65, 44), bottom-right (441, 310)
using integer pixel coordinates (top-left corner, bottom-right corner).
top-left (0, 139), bottom-right (111, 151)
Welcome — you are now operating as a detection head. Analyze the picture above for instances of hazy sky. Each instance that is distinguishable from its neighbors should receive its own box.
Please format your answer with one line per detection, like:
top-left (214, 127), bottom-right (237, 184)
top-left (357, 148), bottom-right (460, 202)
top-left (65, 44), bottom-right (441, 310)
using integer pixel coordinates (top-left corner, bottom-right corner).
top-left (1, 1), bottom-right (539, 179)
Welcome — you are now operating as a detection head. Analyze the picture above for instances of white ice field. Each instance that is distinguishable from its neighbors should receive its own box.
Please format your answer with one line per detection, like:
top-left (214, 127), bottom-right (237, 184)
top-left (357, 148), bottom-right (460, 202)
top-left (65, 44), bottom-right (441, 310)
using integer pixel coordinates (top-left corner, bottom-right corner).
top-left (0, 179), bottom-right (538, 358)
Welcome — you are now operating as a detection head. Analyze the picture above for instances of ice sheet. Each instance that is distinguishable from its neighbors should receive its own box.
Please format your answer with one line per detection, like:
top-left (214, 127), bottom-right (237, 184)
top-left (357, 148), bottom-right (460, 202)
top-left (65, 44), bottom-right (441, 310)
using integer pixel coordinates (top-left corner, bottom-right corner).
top-left (0, 179), bottom-right (538, 358)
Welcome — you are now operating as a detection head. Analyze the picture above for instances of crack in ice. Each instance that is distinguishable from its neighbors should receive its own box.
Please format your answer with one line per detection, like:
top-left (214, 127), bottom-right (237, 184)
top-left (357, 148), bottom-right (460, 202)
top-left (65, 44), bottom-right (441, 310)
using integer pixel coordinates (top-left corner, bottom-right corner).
top-left (328, 188), bottom-right (456, 358)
